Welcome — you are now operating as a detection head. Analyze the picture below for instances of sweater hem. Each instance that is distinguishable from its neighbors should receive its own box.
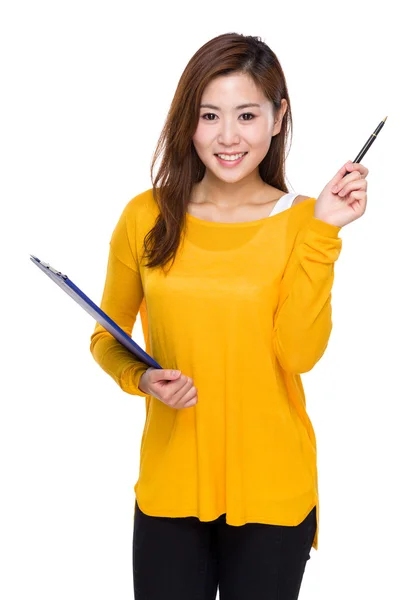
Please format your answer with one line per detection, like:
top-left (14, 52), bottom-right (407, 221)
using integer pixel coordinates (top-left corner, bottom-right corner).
top-left (135, 497), bottom-right (317, 528)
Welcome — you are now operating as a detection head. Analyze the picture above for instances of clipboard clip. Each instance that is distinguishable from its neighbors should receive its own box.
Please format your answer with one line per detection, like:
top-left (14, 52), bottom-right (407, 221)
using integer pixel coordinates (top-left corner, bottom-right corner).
top-left (30, 254), bottom-right (68, 279)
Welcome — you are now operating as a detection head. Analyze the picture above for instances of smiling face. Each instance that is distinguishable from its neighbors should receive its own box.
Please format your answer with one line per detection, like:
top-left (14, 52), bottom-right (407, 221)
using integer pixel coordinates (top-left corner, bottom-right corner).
top-left (192, 72), bottom-right (287, 185)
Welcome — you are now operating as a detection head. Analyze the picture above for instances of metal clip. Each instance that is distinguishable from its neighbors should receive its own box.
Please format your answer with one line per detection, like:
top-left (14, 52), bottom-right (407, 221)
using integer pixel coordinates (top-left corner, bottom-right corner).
top-left (31, 255), bottom-right (68, 279)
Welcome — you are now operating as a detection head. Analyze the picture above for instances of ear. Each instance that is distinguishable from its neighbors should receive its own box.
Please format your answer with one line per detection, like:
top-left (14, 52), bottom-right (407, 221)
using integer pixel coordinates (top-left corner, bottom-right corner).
top-left (272, 99), bottom-right (288, 136)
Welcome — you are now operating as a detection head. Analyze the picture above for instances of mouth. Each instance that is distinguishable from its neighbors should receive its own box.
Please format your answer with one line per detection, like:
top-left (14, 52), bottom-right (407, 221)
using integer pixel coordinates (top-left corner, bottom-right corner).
top-left (214, 152), bottom-right (248, 167)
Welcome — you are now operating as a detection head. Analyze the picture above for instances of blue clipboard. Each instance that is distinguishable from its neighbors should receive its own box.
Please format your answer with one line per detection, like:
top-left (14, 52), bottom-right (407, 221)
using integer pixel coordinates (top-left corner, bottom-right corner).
top-left (30, 254), bottom-right (162, 370)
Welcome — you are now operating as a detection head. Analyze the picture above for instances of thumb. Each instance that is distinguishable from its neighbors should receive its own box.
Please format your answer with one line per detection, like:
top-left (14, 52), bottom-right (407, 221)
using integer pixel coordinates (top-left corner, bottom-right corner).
top-left (154, 368), bottom-right (181, 381)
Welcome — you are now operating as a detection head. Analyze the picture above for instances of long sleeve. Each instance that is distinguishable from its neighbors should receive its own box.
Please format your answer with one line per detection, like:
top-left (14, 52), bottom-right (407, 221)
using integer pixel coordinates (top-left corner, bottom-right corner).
top-left (272, 216), bottom-right (343, 374)
top-left (89, 203), bottom-right (149, 397)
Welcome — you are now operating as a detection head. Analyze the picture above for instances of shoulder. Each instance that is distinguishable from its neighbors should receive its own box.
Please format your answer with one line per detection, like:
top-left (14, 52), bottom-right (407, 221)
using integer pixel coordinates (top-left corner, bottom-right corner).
top-left (125, 188), bottom-right (157, 216)
top-left (119, 188), bottom-right (160, 232)
top-left (291, 195), bottom-right (317, 223)
top-left (289, 195), bottom-right (317, 234)
top-left (291, 194), bottom-right (312, 207)
top-left (111, 188), bottom-right (159, 248)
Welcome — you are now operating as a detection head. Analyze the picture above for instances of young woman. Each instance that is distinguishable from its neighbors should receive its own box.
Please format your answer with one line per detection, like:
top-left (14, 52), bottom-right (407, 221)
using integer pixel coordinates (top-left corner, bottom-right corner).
top-left (90, 32), bottom-right (368, 600)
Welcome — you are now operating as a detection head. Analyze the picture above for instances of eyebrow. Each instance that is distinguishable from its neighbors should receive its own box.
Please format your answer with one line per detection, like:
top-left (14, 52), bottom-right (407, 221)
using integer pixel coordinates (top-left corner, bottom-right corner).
top-left (200, 103), bottom-right (261, 110)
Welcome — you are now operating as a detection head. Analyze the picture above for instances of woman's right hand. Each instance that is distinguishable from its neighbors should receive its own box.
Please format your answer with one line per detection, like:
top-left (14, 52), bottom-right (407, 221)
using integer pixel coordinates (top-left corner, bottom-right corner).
top-left (138, 368), bottom-right (198, 409)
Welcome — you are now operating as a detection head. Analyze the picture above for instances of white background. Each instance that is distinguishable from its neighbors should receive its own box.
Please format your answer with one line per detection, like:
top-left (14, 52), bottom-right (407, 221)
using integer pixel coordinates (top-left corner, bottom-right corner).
top-left (1, 1), bottom-right (412, 598)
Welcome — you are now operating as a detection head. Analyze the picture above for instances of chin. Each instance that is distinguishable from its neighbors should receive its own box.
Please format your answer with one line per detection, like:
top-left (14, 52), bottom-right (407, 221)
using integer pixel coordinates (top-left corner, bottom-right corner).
top-left (211, 170), bottom-right (247, 183)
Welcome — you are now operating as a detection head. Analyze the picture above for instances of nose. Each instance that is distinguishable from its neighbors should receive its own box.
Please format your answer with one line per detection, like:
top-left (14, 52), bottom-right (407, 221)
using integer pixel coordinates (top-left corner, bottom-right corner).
top-left (217, 119), bottom-right (241, 146)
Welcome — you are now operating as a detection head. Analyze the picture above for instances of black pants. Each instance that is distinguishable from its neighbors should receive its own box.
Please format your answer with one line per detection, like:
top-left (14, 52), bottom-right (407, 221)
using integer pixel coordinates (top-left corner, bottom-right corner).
top-left (133, 499), bottom-right (317, 600)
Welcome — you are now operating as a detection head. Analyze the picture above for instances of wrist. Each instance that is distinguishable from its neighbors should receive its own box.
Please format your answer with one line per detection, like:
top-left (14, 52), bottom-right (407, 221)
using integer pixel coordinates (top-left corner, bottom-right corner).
top-left (311, 214), bottom-right (342, 236)
top-left (138, 367), bottom-right (154, 394)
top-left (138, 369), bottom-right (150, 394)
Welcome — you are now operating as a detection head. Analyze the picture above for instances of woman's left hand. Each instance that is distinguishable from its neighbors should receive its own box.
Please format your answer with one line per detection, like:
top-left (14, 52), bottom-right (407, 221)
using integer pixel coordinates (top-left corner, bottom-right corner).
top-left (314, 160), bottom-right (369, 228)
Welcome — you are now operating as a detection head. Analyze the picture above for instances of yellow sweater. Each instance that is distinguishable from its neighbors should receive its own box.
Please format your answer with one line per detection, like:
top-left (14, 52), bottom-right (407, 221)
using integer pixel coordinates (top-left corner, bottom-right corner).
top-left (90, 188), bottom-right (343, 551)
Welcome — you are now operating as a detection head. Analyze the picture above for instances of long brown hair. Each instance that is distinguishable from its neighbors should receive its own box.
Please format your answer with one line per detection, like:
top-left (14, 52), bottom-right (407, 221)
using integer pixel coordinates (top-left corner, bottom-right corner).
top-left (142, 32), bottom-right (293, 273)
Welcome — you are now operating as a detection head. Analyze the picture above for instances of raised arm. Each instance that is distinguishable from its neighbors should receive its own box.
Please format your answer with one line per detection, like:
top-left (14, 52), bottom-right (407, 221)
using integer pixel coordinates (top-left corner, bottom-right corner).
top-left (272, 216), bottom-right (343, 374)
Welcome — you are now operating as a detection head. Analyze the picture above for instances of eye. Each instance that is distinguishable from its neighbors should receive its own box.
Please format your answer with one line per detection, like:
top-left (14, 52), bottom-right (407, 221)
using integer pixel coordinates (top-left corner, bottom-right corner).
top-left (201, 113), bottom-right (217, 121)
top-left (200, 113), bottom-right (256, 121)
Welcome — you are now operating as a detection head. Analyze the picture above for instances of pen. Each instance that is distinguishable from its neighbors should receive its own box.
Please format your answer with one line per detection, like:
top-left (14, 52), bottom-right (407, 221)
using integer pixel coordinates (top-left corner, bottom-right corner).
top-left (345, 116), bottom-right (387, 175)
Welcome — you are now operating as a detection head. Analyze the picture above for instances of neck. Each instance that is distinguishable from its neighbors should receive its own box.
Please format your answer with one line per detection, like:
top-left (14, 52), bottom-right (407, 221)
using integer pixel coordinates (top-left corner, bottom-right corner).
top-left (192, 170), bottom-right (268, 209)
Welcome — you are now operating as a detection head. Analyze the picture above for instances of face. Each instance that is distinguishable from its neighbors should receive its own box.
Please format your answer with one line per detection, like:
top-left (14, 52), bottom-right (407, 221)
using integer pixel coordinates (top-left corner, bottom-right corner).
top-left (192, 72), bottom-right (287, 184)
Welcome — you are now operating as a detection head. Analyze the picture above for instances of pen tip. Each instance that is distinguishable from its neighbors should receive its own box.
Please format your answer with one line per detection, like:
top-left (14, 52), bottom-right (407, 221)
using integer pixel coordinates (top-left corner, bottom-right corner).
top-left (383, 116), bottom-right (387, 122)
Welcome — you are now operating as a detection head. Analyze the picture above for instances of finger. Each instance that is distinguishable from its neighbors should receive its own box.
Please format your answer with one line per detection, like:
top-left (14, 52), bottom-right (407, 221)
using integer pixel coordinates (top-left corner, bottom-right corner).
top-left (152, 368), bottom-right (178, 382)
top-left (168, 376), bottom-right (193, 407)
top-left (346, 161), bottom-right (369, 179)
top-left (331, 162), bottom-right (352, 187)
top-left (331, 161), bottom-right (368, 190)
top-left (337, 178), bottom-right (367, 198)
top-left (184, 398), bottom-right (197, 408)
top-left (346, 190), bottom-right (368, 211)
top-left (158, 375), bottom-right (187, 403)
top-left (181, 389), bottom-right (198, 408)
top-left (332, 170), bottom-right (363, 194)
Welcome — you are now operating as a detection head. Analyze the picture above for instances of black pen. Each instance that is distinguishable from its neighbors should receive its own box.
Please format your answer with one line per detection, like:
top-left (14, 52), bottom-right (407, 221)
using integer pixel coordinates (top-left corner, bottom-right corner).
top-left (345, 116), bottom-right (387, 175)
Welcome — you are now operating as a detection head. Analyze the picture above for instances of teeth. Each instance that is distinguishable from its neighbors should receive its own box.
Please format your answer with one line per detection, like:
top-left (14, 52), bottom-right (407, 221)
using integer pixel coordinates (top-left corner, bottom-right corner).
top-left (217, 152), bottom-right (246, 161)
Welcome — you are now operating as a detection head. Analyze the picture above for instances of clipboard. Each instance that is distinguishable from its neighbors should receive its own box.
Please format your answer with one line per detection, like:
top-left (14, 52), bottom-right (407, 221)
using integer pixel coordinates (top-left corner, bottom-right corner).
top-left (29, 254), bottom-right (162, 370)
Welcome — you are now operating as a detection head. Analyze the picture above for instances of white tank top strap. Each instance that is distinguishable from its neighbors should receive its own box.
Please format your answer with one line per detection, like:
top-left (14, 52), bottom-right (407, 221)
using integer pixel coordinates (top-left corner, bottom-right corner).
top-left (268, 192), bottom-right (299, 217)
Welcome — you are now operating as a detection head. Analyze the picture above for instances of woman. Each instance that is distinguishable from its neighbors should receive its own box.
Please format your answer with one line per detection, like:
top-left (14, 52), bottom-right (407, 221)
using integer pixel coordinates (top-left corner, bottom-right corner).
top-left (90, 32), bottom-right (368, 600)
